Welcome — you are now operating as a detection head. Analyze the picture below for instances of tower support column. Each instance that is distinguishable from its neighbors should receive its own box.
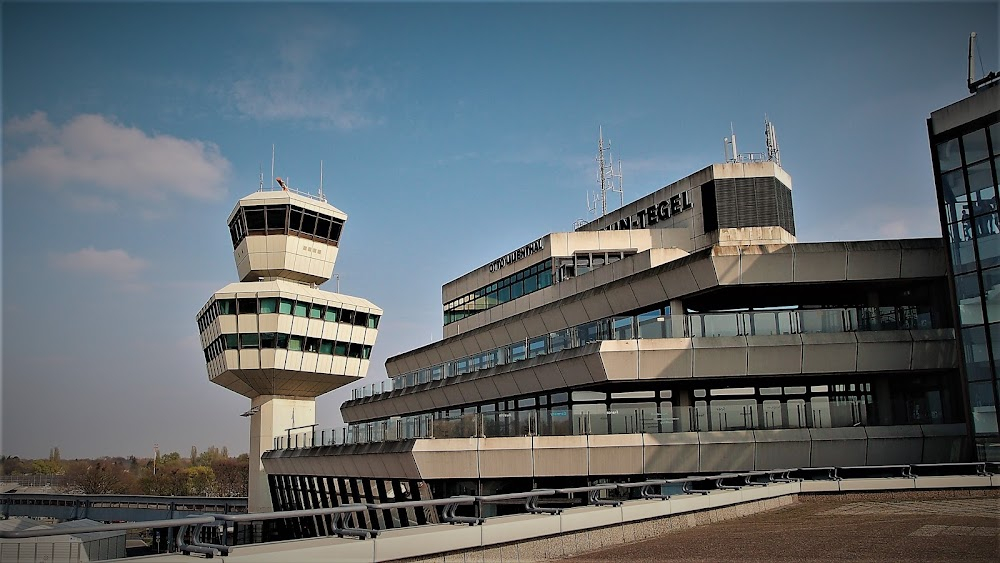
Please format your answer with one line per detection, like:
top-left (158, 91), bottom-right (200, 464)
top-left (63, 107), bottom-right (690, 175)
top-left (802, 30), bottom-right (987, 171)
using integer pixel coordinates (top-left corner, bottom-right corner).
top-left (249, 395), bottom-right (316, 513)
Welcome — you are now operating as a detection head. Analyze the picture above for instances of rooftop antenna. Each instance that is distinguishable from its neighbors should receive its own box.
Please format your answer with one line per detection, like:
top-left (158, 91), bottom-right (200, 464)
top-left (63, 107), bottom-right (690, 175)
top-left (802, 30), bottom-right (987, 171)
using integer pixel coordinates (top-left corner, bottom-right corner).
top-left (588, 126), bottom-right (624, 220)
top-left (318, 160), bottom-right (325, 201)
top-left (259, 165), bottom-right (264, 192)
top-left (968, 32), bottom-right (999, 93)
top-left (765, 115), bottom-right (781, 166)
top-left (723, 123), bottom-right (739, 163)
top-left (270, 144), bottom-right (276, 189)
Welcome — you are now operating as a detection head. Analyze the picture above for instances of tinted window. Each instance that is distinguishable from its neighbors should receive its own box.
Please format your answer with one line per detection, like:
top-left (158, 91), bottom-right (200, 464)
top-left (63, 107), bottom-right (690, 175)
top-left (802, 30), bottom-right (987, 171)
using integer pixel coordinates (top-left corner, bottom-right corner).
top-left (266, 206), bottom-right (287, 231)
top-left (244, 208), bottom-right (265, 232)
top-left (237, 298), bottom-right (257, 314)
top-left (301, 212), bottom-right (317, 236)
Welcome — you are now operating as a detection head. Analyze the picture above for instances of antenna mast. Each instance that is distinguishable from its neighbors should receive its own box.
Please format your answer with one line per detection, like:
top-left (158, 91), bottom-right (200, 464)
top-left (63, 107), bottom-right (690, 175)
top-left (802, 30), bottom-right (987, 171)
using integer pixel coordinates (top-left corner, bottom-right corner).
top-left (765, 115), bottom-right (781, 166)
top-left (270, 144), bottom-right (276, 189)
top-left (318, 160), bottom-right (325, 200)
top-left (968, 32), bottom-right (1000, 93)
top-left (588, 127), bottom-right (624, 220)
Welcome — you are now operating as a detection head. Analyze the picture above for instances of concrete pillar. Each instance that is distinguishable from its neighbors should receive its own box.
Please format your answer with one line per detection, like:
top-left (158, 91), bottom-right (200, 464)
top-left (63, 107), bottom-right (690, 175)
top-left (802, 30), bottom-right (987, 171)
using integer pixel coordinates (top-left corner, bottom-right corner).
top-left (249, 395), bottom-right (316, 513)
top-left (669, 299), bottom-right (686, 337)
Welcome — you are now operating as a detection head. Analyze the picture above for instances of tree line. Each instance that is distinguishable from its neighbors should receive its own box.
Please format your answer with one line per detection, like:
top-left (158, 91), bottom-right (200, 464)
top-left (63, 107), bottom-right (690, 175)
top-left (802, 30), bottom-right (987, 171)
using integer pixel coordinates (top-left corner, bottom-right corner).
top-left (1, 446), bottom-right (248, 497)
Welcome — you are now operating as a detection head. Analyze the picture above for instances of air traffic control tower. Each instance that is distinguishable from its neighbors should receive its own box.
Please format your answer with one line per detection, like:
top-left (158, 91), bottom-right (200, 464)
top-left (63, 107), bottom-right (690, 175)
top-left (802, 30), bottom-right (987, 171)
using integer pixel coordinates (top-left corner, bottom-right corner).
top-left (196, 182), bottom-right (382, 512)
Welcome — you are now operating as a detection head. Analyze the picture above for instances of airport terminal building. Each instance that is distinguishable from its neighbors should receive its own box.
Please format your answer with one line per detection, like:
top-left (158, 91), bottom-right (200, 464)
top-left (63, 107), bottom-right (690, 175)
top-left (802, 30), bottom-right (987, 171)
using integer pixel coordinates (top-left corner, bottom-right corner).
top-left (262, 157), bottom-right (969, 516)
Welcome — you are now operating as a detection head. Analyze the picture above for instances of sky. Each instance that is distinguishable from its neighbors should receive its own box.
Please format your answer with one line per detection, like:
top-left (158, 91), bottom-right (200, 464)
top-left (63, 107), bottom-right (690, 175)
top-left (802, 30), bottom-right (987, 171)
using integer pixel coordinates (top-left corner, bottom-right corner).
top-left (2, 1), bottom-right (998, 460)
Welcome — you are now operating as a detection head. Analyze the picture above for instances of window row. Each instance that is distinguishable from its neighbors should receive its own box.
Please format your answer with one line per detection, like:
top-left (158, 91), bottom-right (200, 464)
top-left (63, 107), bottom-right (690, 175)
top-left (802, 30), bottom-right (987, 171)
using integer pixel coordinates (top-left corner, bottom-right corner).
top-left (940, 155), bottom-right (999, 225)
top-left (229, 204), bottom-right (345, 249)
top-left (203, 332), bottom-right (373, 362)
top-left (555, 251), bottom-right (635, 283)
top-left (444, 259), bottom-right (554, 325)
top-left (198, 297), bottom-right (379, 332)
top-left (946, 210), bottom-right (1000, 274)
top-left (937, 122), bottom-right (1000, 174)
top-left (392, 303), bottom-right (943, 394)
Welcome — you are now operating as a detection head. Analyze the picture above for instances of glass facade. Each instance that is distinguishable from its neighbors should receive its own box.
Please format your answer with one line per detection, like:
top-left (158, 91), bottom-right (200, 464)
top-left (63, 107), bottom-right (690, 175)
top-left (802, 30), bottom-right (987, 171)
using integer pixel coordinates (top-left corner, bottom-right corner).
top-left (385, 302), bottom-right (942, 395)
top-left (228, 203), bottom-right (345, 249)
top-left (443, 259), bottom-right (553, 325)
top-left (931, 107), bottom-right (1000, 460)
top-left (198, 296), bottom-right (380, 333)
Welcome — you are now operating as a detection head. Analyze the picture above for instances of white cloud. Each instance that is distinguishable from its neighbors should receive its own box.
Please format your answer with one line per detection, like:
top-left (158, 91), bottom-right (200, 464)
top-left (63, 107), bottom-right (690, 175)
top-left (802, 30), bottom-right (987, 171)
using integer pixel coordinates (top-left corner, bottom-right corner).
top-left (224, 21), bottom-right (382, 130)
top-left (50, 247), bottom-right (149, 290)
top-left (4, 112), bottom-right (231, 204)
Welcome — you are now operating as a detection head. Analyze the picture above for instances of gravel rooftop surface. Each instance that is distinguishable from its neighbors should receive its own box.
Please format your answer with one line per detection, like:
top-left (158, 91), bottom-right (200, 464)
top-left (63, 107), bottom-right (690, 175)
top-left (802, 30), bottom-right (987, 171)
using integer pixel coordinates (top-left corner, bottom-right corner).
top-left (560, 492), bottom-right (1000, 562)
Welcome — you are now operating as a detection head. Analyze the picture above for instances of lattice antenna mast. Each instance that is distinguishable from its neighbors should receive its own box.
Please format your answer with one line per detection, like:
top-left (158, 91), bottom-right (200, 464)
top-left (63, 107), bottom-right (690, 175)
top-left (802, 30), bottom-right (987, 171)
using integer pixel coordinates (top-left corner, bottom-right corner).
top-left (765, 115), bottom-right (781, 166)
top-left (588, 127), bottom-right (624, 220)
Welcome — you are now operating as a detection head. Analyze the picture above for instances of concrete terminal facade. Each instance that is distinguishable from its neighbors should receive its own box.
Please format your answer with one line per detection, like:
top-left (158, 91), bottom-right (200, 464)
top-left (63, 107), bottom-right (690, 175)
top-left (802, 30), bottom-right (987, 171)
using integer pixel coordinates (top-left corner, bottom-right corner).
top-left (262, 158), bottom-right (969, 514)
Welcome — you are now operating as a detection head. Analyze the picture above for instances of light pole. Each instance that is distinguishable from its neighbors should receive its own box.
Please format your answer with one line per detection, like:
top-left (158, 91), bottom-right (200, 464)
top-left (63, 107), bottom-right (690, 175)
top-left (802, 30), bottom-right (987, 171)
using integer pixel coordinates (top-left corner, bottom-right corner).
top-left (153, 444), bottom-right (159, 476)
top-left (334, 274), bottom-right (341, 293)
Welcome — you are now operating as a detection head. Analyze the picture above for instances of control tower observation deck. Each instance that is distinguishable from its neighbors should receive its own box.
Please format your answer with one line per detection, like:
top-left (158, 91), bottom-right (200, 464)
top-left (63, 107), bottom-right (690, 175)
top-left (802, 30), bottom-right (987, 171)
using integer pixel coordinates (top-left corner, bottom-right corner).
top-left (197, 185), bottom-right (382, 512)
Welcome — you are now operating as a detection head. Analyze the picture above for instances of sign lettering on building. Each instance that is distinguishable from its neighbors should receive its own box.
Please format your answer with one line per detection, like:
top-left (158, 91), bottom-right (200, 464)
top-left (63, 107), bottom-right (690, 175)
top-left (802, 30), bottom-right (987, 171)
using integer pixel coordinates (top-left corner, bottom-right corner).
top-left (488, 238), bottom-right (545, 273)
top-left (604, 190), bottom-right (694, 230)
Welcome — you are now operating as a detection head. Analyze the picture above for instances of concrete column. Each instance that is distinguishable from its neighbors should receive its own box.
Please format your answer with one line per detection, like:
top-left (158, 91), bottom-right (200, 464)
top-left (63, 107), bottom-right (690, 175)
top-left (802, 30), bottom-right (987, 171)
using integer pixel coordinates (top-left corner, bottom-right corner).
top-left (249, 395), bottom-right (316, 513)
top-left (669, 299), bottom-right (686, 337)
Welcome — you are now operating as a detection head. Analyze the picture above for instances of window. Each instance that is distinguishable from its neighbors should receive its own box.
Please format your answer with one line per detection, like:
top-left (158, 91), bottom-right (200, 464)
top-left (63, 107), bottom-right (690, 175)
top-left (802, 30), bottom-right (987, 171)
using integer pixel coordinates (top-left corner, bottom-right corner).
top-left (244, 207), bottom-right (265, 233)
top-left (288, 207), bottom-right (303, 231)
top-left (325, 307), bottom-right (339, 322)
top-left (293, 301), bottom-right (309, 317)
top-left (937, 138), bottom-right (962, 172)
top-left (305, 337), bottom-right (320, 353)
top-left (237, 298), bottom-right (257, 314)
top-left (240, 333), bottom-right (259, 348)
top-left (367, 315), bottom-right (380, 329)
top-left (218, 299), bottom-right (236, 315)
top-left (276, 333), bottom-right (289, 349)
top-left (309, 305), bottom-right (324, 319)
top-left (259, 298), bottom-right (277, 314)
top-left (527, 336), bottom-right (547, 358)
top-left (319, 340), bottom-right (334, 355)
top-left (963, 128), bottom-right (990, 165)
top-left (334, 342), bottom-right (348, 356)
top-left (301, 212), bottom-right (317, 237)
top-left (330, 221), bottom-right (343, 242)
top-left (341, 309), bottom-right (356, 325)
top-left (260, 332), bottom-right (277, 348)
top-left (279, 298), bottom-right (294, 314)
top-left (288, 335), bottom-right (304, 351)
top-left (224, 334), bottom-right (239, 349)
top-left (316, 216), bottom-right (331, 240)
top-left (348, 343), bottom-right (364, 358)
top-left (266, 206), bottom-right (287, 232)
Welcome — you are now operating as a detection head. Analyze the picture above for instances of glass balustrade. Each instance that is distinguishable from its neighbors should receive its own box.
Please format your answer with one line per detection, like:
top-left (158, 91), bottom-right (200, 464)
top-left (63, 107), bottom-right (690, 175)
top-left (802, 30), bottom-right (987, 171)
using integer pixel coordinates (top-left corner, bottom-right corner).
top-left (378, 305), bottom-right (937, 396)
top-left (273, 397), bottom-right (883, 451)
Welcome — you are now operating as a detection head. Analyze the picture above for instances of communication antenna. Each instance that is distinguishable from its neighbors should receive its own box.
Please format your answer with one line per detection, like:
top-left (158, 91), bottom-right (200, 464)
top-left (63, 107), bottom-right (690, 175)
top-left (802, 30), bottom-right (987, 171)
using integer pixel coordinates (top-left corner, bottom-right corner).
top-left (968, 32), bottom-right (999, 93)
top-left (318, 160), bottom-right (325, 201)
top-left (764, 115), bottom-right (781, 166)
top-left (588, 127), bottom-right (624, 220)
top-left (271, 144), bottom-right (276, 189)
top-left (259, 165), bottom-right (264, 192)
top-left (723, 123), bottom-right (739, 163)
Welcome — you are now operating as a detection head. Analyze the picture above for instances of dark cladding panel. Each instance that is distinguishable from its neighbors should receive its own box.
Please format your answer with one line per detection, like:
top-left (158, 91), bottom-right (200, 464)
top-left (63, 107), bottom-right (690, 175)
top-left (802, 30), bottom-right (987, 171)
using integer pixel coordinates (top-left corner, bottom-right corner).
top-left (715, 178), bottom-right (738, 228)
top-left (702, 181), bottom-right (719, 232)
top-left (754, 178), bottom-right (779, 226)
top-left (735, 178), bottom-right (757, 227)
top-left (708, 176), bottom-right (795, 235)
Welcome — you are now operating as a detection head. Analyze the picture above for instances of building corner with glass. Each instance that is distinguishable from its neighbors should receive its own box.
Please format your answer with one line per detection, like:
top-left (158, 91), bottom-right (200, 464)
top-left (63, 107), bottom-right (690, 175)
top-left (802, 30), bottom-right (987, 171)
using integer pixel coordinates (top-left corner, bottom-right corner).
top-left (928, 78), bottom-right (1000, 462)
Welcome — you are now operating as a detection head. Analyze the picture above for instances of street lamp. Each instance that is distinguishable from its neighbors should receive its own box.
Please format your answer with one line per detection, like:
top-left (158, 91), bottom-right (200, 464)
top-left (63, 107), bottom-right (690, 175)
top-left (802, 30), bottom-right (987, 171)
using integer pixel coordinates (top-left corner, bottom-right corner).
top-left (153, 444), bottom-right (159, 476)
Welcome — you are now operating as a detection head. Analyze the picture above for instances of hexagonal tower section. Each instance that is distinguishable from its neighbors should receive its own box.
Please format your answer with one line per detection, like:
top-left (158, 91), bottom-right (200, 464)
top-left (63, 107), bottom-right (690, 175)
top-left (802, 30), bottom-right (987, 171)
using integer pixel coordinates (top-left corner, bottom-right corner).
top-left (197, 187), bottom-right (382, 512)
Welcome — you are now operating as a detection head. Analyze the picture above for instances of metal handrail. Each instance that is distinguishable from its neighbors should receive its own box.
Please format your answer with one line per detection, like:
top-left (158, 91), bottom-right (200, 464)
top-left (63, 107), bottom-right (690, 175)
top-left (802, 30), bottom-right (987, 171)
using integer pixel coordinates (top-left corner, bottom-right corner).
top-left (3, 464), bottom-right (995, 557)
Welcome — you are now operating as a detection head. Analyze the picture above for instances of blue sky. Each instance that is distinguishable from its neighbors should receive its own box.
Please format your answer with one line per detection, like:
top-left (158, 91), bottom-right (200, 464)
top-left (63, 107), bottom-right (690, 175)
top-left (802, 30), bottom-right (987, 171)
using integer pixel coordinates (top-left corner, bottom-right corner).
top-left (2, 2), bottom-right (997, 459)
